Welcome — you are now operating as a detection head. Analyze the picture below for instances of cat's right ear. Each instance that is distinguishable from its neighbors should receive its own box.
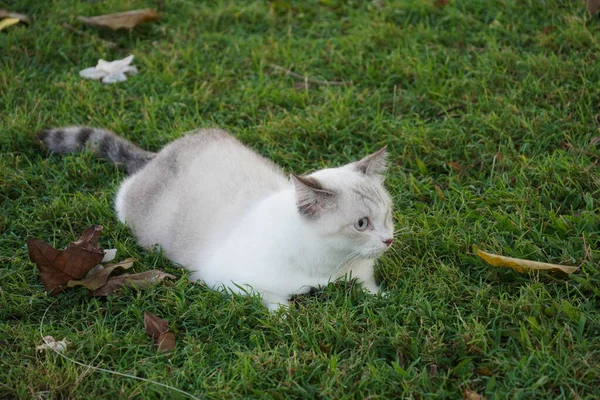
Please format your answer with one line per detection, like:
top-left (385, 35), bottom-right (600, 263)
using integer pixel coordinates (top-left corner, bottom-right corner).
top-left (291, 174), bottom-right (336, 219)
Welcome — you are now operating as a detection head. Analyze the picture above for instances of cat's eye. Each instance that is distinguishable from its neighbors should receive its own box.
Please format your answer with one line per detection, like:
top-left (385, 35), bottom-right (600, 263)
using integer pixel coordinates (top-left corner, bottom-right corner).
top-left (354, 217), bottom-right (370, 231)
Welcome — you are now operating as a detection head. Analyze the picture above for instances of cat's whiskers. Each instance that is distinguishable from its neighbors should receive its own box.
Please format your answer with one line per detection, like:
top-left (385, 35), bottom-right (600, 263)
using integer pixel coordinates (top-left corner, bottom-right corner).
top-left (393, 227), bottom-right (412, 236)
top-left (329, 249), bottom-right (363, 280)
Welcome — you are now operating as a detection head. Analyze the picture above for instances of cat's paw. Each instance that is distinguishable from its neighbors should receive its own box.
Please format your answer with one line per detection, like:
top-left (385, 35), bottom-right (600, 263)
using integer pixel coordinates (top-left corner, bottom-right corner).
top-left (262, 293), bottom-right (290, 313)
top-left (361, 281), bottom-right (381, 295)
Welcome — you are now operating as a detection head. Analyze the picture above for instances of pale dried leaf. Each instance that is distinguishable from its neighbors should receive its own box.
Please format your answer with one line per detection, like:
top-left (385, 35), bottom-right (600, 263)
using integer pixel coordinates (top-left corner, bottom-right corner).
top-left (77, 9), bottom-right (159, 30)
top-left (477, 249), bottom-right (579, 274)
top-left (67, 258), bottom-right (135, 290)
top-left (0, 9), bottom-right (31, 24)
top-left (37, 336), bottom-right (68, 353)
top-left (90, 270), bottom-right (175, 296)
top-left (102, 248), bottom-right (117, 263)
top-left (79, 55), bottom-right (138, 84)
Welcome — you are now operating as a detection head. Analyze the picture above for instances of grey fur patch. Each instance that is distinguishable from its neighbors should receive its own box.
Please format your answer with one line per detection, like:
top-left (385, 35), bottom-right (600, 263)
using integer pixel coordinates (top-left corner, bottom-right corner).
top-left (354, 147), bottom-right (388, 179)
top-left (292, 174), bottom-right (336, 219)
top-left (77, 128), bottom-right (93, 148)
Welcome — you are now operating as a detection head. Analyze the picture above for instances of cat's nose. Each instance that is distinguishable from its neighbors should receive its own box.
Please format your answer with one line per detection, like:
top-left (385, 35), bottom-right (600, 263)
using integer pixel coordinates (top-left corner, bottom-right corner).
top-left (383, 238), bottom-right (393, 247)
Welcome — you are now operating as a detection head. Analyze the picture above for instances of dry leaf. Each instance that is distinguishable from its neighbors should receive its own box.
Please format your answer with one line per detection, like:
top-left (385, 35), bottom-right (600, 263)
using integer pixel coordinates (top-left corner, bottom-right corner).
top-left (91, 270), bottom-right (175, 296)
top-left (79, 55), bottom-right (138, 84)
top-left (585, 0), bottom-right (600, 13)
top-left (0, 9), bottom-right (31, 24)
top-left (77, 9), bottom-right (159, 30)
top-left (27, 225), bottom-right (105, 294)
top-left (0, 17), bottom-right (20, 31)
top-left (144, 311), bottom-right (175, 353)
top-left (67, 258), bottom-right (135, 291)
top-left (590, 136), bottom-right (600, 145)
top-left (102, 248), bottom-right (117, 263)
top-left (463, 389), bottom-right (484, 400)
top-left (477, 249), bottom-right (579, 274)
top-left (37, 336), bottom-right (68, 353)
top-left (446, 161), bottom-right (462, 172)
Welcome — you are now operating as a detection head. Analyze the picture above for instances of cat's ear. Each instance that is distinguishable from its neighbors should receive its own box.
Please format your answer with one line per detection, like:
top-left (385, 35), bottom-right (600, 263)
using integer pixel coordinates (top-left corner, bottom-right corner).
top-left (291, 174), bottom-right (336, 219)
top-left (354, 146), bottom-right (388, 181)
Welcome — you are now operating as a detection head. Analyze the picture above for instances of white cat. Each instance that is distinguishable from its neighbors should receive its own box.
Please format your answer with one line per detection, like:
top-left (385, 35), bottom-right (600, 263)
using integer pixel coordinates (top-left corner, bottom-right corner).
top-left (38, 127), bottom-right (394, 310)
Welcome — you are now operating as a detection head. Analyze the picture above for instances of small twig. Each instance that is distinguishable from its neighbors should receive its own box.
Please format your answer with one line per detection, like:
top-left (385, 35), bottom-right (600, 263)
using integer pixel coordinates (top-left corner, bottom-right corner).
top-left (62, 22), bottom-right (118, 49)
top-left (269, 64), bottom-right (350, 87)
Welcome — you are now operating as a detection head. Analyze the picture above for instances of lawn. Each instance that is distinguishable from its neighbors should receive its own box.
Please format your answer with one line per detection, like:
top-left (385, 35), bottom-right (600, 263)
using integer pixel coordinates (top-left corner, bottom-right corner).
top-left (1, 0), bottom-right (600, 398)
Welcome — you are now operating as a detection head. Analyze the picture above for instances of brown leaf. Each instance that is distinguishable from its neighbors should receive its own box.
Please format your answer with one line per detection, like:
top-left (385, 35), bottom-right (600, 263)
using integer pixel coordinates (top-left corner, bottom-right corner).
top-left (69, 225), bottom-right (104, 251)
top-left (157, 331), bottom-right (176, 353)
top-left (27, 225), bottom-right (105, 294)
top-left (0, 9), bottom-right (31, 24)
top-left (77, 9), bottom-right (159, 30)
top-left (542, 25), bottom-right (555, 35)
top-left (90, 270), bottom-right (175, 296)
top-left (475, 366), bottom-right (494, 376)
top-left (463, 389), bottom-right (484, 400)
top-left (144, 311), bottom-right (175, 353)
top-left (585, 0), bottom-right (600, 13)
top-left (434, 0), bottom-right (450, 7)
top-left (590, 136), bottom-right (600, 145)
top-left (446, 161), bottom-right (462, 172)
top-left (67, 258), bottom-right (135, 290)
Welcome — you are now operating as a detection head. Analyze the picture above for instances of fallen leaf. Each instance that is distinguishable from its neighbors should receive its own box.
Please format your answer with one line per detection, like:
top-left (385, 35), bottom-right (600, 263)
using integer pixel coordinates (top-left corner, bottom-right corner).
top-left (585, 0), bottom-right (600, 13)
top-left (90, 270), bottom-right (175, 296)
top-left (144, 311), bottom-right (175, 353)
top-left (542, 25), bottom-right (555, 35)
top-left (477, 249), bottom-right (579, 274)
top-left (590, 136), bottom-right (600, 145)
top-left (475, 366), bottom-right (494, 376)
top-left (0, 17), bottom-right (20, 31)
top-left (434, 0), bottom-right (450, 7)
top-left (79, 55), bottom-right (138, 84)
top-left (77, 9), bottom-right (159, 30)
top-left (446, 161), bottom-right (462, 172)
top-left (0, 9), bottom-right (31, 24)
top-left (36, 336), bottom-right (68, 353)
top-left (463, 389), bottom-right (484, 400)
top-left (434, 184), bottom-right (445, 201)
top-left (68, 258), bottom-right (135, 291)
top-left (27, 225), bottom-right (105, 294)
top-left (102, 248), bottom-right (117, 263)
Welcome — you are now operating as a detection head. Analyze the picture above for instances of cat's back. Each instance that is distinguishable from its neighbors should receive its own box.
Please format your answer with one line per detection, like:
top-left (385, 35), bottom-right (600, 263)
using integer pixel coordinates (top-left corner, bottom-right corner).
top-left (116, 128), bottom-right (289, 265)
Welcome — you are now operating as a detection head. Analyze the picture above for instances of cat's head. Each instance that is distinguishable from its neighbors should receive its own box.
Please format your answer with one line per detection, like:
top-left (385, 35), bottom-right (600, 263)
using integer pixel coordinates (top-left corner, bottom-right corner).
top-left (291, 147), bottom-right (394, 260)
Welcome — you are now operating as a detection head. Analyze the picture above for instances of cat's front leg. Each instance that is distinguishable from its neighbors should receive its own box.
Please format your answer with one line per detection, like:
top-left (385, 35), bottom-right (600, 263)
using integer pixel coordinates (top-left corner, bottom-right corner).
top-left (348, 260), bottom-right (381, 294)
top-left (260, 290), bottom-right (290, 311)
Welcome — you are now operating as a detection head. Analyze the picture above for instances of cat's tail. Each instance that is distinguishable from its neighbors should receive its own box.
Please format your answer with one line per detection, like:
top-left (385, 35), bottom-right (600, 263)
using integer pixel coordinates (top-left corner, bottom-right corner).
top-left (37, 126), bottom-right (156, 175)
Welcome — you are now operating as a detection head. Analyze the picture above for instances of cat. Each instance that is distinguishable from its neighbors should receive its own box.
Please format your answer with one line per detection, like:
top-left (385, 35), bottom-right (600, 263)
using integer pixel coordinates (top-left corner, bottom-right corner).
top-left (37, 127), bottom-right (395, 310)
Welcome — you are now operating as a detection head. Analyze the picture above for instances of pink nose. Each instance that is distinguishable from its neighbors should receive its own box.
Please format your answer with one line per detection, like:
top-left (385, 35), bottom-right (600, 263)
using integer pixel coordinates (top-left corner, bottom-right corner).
top-left (383, 238), bottom-right (393, 247)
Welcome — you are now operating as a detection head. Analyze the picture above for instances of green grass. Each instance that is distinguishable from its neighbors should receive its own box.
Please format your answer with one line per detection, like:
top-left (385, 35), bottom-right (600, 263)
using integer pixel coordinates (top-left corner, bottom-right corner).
top-left (2, 0), bottom-right (600, 398)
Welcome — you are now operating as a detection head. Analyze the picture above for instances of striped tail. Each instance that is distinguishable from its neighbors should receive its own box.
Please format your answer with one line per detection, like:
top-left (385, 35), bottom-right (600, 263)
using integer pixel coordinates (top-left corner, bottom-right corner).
top-left (37, 127), bottom-right (156, 175)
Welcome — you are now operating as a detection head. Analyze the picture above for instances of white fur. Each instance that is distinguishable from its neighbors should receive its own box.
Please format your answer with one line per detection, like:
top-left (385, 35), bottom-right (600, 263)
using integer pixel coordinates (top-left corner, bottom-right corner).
top-left (115, 129), bottom-right (393, 310)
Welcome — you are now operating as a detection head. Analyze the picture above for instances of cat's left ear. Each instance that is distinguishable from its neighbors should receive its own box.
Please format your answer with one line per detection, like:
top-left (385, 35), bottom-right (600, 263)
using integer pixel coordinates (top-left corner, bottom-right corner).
top-left (354, 146), bottom-right (388, 181)
top-left (291, 174), bottom-right (336, 219)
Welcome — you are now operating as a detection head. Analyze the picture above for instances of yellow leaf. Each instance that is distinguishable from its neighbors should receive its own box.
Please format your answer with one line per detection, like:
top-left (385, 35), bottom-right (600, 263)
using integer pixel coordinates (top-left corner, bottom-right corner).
top-left (477, 249), bottom-right (578, 274)
top-left (0, 17), bottom-right (20, 31)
